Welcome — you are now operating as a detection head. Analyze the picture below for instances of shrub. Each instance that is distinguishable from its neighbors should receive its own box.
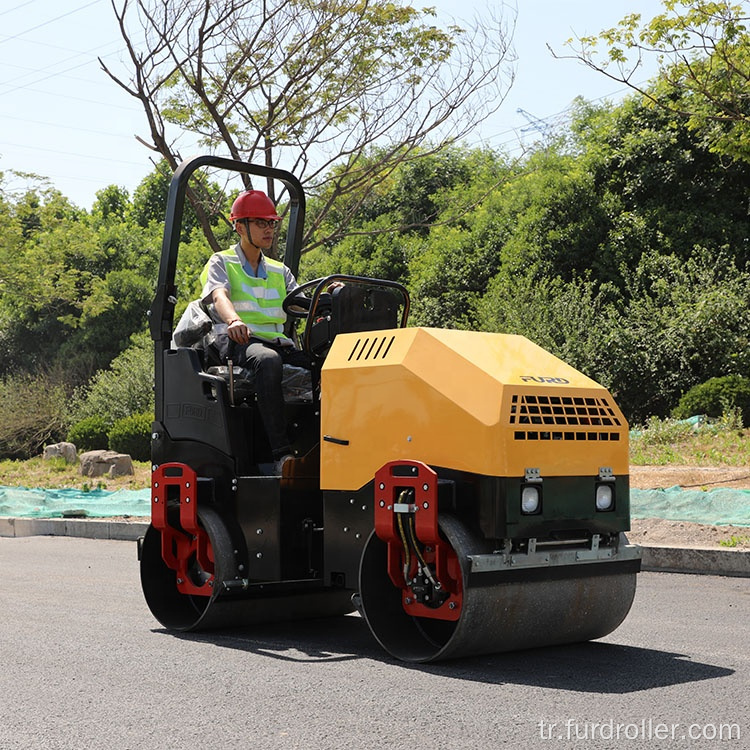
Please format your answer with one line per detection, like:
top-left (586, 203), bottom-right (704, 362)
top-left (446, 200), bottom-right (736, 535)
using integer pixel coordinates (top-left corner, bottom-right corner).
top-left (0, 371), bottom-right (69, 459)
top-left (67, 415), bottom-right (110, 452)
top-left (482, 250), bottom-right (750, 424)
top-left (673, 375), bottom-right (750, 427)
top-left (108, 412), bottom-right (152, 462)
top-left (67, 332), bottom-right (154, 425)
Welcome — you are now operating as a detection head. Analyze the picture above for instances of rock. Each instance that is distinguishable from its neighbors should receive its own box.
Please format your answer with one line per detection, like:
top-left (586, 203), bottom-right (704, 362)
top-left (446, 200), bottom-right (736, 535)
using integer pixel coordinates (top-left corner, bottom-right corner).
top-left (79, 449), bottom-right (134, 478)
top-left (43, 442), bottom-right (77, 464)
top-left (61, 509), bottom-right (89, 518)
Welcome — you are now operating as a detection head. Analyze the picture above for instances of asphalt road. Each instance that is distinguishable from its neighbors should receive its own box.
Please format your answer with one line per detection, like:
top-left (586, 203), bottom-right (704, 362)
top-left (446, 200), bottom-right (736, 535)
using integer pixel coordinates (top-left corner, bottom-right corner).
top-left (1, 536), bottom-right (748, 750)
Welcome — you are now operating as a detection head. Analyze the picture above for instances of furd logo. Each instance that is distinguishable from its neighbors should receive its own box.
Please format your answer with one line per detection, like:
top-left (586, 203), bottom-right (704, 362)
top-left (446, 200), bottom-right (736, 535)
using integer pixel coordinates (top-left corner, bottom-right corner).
top-left (182, 403), bottom-right (206, 419)
top-left (520, 376), bottom-right (570, 384)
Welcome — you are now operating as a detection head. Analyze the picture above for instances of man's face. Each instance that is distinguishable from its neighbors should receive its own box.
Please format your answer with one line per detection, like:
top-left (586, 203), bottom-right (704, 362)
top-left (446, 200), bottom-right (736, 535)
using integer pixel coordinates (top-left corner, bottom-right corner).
top-left (241, 218), bottom-right (277, 250)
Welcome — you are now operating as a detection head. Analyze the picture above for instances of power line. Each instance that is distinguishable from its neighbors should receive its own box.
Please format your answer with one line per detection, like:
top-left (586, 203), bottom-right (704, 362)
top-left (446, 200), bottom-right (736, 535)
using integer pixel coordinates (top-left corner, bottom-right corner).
top-left (1, 167), bottom-right (142, 189)
top-left (0, 111), bottom-right (139, 140)
top-left (475, 80), bottom-right (650, 149)
top-left (1, 54), bottom-right (111, 96)
top-left (0, 42), bottom-right (122, 89)
top-left (0, 82), bottom-right (140, 111)
top-left (0, 59), bottom-right (116, 90)
top-left (0, 0), bottom-right (102, 45)
top-left (0, 37), bottom-right (127, 97)
top-left (0, 139), bottom-right (149, 168)
top-left (0, 0), bottom-right (40, 18)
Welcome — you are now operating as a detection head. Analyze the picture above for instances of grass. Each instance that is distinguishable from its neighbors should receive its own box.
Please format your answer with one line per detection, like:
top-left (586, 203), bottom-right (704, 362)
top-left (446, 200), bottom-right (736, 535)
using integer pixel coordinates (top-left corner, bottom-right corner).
top-left (0, 456), bottom-right (151, 491)
top-left (719, 535), bottom-right (750, 548)
top-left (629, 412), bottom-right (750, 466)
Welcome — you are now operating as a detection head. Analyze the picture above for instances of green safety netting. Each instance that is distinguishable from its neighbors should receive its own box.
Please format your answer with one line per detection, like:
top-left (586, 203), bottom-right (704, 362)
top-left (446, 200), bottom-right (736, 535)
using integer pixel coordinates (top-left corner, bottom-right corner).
top-left (0, 486), bottom-right (150, 519)
top-left (1, 484), bottom-right (749, 526)
top-left (630, 487), bottom-right (750, 527)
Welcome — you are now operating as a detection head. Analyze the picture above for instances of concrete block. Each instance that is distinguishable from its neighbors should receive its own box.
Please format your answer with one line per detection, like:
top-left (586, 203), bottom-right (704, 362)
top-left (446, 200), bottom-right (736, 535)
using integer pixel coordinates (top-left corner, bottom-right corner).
top-left (64, 519), bottom-right (111, 539)
top-left (0, 517), bottom-right (149, 540)
top-left (642, 545), bottom-right (750, 578)
top-left (109, 521), bottom-right (149, 541)
top-left (11, 518), bottom-right (64, 537)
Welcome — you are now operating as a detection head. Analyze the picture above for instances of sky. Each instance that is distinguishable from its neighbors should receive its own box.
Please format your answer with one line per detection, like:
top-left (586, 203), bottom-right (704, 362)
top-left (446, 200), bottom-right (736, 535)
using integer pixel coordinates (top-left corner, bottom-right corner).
top-left (0, 0), bottom-right (667, 210)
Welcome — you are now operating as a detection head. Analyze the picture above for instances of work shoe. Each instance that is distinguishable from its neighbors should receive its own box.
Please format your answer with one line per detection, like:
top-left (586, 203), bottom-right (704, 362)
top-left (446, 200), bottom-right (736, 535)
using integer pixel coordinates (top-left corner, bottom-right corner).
top-left (259, 454), bottom-right (294, 476)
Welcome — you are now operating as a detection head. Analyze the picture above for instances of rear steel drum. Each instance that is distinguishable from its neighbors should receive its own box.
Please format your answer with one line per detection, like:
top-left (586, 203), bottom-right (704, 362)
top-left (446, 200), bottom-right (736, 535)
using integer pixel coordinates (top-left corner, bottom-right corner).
top-left (140, 506), bottom-right (354, 632)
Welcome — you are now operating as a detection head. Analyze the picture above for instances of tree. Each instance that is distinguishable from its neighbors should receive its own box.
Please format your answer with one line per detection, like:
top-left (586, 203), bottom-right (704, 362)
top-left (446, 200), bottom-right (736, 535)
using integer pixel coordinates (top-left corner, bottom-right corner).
top-left (0, 178), bottom-right (160, 381)
top-left (300, 145), bottom-right (514, 327)
top-left (91, 185), bottom-right (131, 225)
top-left (569, 96), bottom-right (750, 273)
top-left (67, 331), bottom-right (154, 427)
top-left (558, 0), bottom-right (750, 161)
top-left (599, 249), bottom-right (750, 421)
top-left (130, 159), bottom-right (228, 242)
top-left (101, 0), bottom-right (515, 252)
top-left (478, 250), bottom-right (750, 423)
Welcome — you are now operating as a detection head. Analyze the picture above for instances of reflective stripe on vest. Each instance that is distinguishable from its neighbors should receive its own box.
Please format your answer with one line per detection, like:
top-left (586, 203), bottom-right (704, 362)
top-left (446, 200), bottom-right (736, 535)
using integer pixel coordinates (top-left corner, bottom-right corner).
top-left (201, 249), bottom-right (291, 344)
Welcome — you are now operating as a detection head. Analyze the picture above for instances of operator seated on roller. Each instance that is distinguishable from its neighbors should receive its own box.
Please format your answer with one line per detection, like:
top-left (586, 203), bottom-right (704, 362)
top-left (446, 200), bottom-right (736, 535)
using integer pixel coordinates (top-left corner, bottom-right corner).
top-left (199, 189), bottom-right (310, 476)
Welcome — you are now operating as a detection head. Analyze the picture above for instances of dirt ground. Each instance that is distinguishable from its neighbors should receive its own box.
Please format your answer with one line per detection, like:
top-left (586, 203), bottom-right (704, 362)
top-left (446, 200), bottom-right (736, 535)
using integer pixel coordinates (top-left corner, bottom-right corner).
top-left (629, 466), bottom-right (750, 549)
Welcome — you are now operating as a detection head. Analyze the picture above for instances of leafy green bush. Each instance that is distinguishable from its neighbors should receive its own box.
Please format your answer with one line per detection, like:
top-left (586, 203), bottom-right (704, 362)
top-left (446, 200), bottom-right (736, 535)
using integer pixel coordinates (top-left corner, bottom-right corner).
top-left (480, 250), bottom-right (750, 423)
top-left (600, 252), bottom-right (750, 422)
top-left (67, 415), bottom-right (110, 452)
top-left (673, 375), bottom-right (750, 427)
top-left (107, 412), bottom-right (152, 462)
top-left (67, 332), bottom-right (154, 425)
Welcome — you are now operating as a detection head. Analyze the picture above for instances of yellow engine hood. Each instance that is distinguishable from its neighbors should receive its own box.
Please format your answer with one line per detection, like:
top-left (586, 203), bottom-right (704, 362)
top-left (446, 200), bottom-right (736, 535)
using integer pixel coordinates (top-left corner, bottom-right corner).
top-left (320, 327), bottom-right (628, 490)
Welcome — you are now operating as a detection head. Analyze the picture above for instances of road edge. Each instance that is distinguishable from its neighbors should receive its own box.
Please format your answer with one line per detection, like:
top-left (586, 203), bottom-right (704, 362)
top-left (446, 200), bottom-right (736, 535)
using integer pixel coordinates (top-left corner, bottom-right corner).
top-left (2, 516), bottom-right (749, 578)
top-left (0, 517), bottom-right (147, 541)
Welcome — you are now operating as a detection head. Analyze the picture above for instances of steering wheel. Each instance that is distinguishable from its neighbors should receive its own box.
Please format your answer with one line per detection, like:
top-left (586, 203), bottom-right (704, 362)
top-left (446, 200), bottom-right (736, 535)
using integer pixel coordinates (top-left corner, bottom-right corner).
top-left (283, 274), bottom-right (410, 362)
top-left (282, 277), bottom-right (334, 319)
top-left (282, 276), bottom-right (340, 362)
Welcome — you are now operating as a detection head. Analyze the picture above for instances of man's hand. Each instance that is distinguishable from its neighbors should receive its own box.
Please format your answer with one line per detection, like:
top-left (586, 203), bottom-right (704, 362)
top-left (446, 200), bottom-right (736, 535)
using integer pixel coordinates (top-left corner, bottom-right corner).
top-left (227, 318), bottom-right (251, 344)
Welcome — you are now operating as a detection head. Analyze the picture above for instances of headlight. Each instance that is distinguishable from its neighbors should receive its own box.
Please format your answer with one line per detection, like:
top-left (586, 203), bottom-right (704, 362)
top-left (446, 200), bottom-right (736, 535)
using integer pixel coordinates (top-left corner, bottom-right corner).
top-left (595, 483), bottom-right (614, 511)
top-left (521, 485), bottom-right (541, 514)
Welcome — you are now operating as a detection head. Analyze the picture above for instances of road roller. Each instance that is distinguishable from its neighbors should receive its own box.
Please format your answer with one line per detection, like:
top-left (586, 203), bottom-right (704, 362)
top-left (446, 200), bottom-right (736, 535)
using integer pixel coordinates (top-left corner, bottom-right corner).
top-left (140, 156), bottom-right (641, 662)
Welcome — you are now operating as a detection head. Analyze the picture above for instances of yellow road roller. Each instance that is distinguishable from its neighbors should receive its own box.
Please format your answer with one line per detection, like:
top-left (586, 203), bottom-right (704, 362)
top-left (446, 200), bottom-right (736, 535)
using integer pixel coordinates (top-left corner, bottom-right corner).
top-left (139, 156), bottom-right (641, 662)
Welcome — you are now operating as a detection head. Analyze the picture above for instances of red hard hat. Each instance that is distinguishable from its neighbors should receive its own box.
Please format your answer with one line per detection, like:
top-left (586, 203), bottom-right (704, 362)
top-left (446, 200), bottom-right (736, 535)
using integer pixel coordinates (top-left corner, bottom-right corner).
top-left (229, 190), bottom-right (281, 221)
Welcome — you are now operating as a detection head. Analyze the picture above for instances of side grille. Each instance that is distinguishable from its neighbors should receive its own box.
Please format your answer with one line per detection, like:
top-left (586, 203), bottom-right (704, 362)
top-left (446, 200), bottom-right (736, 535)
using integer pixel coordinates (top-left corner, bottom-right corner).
top-left (510, 393), bottom-right (622, 441)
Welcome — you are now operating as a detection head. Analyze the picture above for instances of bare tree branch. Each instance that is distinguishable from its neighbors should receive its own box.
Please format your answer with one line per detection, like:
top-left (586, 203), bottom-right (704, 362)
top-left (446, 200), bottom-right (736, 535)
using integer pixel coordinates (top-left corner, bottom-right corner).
top-left (551, 0), bottom-right (749, 138)
top-left (102, 0), bottom-right (518, 253)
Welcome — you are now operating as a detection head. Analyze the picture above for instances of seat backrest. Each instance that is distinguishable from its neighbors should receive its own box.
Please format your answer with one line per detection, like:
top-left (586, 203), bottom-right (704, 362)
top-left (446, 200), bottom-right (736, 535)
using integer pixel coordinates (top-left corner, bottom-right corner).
top-left (332, 284), bottom-right (400, 334)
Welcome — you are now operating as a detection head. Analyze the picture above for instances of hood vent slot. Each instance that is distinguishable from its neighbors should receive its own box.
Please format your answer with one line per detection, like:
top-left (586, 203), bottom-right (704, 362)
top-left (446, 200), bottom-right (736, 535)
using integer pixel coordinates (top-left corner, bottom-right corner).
top-left (347, 335), bottom-right (396, 362)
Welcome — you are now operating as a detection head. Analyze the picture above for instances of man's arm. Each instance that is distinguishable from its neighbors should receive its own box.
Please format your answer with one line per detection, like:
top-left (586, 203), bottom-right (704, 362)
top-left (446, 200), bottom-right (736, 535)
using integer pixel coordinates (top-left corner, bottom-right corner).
top-left (201, 252), bottom-right (250, 344)
top-left (212, 287), bottom-right (251, 344)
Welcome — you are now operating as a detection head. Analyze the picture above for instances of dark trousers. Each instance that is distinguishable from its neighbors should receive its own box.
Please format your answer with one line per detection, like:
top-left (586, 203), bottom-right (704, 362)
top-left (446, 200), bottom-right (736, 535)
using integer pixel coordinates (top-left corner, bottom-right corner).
top-left (232, 340), bottom-right (311, 459)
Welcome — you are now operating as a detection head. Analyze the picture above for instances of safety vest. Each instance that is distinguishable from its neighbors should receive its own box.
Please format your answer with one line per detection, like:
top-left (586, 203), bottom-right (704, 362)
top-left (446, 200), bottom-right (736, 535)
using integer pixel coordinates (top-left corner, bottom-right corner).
top-left (201, 248), bottom-right (291, 344)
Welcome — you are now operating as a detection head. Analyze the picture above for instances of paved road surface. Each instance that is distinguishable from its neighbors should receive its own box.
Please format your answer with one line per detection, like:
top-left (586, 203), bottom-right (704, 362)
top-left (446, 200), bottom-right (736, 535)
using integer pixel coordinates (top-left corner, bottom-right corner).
top-left (1, 536), bottom-right (748, 749)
